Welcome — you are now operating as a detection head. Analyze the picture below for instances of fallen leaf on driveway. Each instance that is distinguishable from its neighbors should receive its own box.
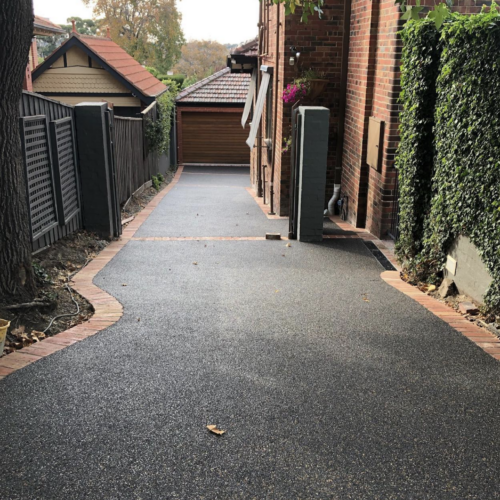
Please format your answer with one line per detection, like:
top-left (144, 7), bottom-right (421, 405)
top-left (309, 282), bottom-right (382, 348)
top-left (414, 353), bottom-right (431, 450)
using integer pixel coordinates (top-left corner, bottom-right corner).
top-left (207, 425), bottom-right (225, 436)
top-left (286, 243), bottom-right (291, 247)
top-left (122, 284), bottom-right (127, 287)
top-left (193, 262), bottom-right (198, 265)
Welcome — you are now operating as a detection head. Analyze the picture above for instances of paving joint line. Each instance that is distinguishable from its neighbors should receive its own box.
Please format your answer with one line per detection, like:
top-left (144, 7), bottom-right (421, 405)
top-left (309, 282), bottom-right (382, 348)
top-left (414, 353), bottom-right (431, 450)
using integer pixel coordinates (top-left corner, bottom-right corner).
top-left (0, 167), bottom-right (185, 381)
top-left (245, 187), bottom-right (289, 220)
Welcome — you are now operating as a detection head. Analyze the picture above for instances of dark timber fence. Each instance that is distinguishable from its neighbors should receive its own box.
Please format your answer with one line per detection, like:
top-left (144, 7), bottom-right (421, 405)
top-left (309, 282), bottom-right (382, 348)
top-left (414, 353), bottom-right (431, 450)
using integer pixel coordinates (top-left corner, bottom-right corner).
top-left (113, 102), bottom-right (170, 205)
top-left (19, 91), bottom-right (82, 253)
top-left (18, 91), bottom-right (171, 251)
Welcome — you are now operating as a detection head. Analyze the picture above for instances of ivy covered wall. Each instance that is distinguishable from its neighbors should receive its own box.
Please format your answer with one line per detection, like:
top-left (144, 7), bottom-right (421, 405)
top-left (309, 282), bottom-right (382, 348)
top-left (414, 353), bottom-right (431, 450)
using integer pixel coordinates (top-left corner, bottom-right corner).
top-left (396, 8), bottom-right (500, 313)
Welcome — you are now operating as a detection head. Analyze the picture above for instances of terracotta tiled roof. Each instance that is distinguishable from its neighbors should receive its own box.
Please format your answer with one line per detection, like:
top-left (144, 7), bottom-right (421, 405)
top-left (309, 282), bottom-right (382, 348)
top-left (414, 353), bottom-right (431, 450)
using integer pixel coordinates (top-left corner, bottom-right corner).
top-left (34, 15), bottom-right (65, 35)
top-left (75, 34), bottom-right (167, 97)
top-left (176, 68), bottom-right (250, 104)
top-left (231, 37), bottom-right (258, 57)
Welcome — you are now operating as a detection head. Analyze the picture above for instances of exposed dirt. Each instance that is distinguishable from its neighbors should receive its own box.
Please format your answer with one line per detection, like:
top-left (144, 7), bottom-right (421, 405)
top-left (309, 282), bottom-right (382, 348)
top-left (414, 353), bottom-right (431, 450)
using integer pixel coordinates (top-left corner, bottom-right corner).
top-left (1, 168), bottom-right (176, 357)
top-left (402, 274), bottom-right (500, 340)
top-left (122, 170), bottom-right (175, 221)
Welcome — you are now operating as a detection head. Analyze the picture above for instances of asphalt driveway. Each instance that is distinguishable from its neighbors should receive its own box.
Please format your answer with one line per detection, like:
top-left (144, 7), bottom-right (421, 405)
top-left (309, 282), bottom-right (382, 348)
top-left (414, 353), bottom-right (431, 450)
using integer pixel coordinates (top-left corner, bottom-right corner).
top-left (0, 166), bottom-right (499, 499)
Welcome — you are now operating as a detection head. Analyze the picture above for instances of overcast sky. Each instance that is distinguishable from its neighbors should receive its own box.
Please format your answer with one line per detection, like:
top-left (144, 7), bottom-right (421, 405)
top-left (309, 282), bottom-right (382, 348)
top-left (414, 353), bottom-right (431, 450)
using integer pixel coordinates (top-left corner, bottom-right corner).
top-left (32, 0), bottom-right (258, 45)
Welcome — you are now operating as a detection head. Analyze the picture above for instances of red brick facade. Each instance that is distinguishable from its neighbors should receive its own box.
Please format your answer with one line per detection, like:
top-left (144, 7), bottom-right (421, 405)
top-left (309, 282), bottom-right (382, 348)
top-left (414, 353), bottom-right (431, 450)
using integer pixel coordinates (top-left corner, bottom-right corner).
top-left (251, 0), bottom-right (481, 238)
top-left (251, 1), bottom-right (344, 216)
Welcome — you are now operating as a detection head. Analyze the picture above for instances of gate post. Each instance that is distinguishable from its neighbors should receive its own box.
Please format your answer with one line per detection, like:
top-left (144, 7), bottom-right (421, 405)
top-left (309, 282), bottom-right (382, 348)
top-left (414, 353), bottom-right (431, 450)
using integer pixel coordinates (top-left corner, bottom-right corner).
top-left (297, 106), bottom-right (330, 242)
top-left (74, 103), bottom-right (119, 239)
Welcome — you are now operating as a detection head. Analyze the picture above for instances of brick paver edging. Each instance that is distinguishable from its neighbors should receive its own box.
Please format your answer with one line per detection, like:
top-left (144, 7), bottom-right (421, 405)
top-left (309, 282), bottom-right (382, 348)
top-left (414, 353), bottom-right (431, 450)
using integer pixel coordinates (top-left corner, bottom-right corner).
top-left (381, 272), bottom-right (500, 361)
top-left (0, 167), bottom-right (184, 381)
top-left (326, 216), bottom-right (499, 362)
top-left (245, 188), bottom-right (289, 220)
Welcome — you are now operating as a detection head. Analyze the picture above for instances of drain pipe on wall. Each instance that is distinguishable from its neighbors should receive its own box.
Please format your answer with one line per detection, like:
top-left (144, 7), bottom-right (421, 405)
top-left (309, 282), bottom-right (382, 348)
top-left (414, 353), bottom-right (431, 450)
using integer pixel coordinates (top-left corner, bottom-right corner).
top-left (256, 2), bottom-right (264, 197)
top-left (324, 0), bottom-right (352, 216)
top-left (268, 2), bottom-right (281, 215)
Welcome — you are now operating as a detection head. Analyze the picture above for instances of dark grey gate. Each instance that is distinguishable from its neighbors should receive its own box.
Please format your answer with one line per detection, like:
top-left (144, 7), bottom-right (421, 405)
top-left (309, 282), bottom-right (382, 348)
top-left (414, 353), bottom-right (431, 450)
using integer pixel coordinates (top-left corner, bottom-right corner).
top-left (50, 117), bottom-right (80, 225)
top-left (288, 107), bottom-right (302, 239)
top-left (19, 115), bottom-right (59, 241)
top-left (19, 91), bottom-right (82, 252)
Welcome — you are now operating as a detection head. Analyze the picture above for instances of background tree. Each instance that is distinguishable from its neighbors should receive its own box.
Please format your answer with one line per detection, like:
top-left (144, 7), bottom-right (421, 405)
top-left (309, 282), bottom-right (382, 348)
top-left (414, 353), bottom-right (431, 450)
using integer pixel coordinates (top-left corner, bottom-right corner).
top-left (0, 0), bottom-right (37, 303)
top-left (173, 40), bottom-right (228, 83)
top-left (84, 0), bottom-right (185, 73)
top-left (37, 17), bottom-right (99, 59)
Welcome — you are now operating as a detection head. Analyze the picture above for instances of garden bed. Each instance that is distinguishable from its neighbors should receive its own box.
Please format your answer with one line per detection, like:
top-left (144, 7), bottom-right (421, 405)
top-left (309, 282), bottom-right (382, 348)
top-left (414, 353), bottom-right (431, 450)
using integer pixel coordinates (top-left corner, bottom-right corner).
top-left (0, 169), bottom-right (175, 356)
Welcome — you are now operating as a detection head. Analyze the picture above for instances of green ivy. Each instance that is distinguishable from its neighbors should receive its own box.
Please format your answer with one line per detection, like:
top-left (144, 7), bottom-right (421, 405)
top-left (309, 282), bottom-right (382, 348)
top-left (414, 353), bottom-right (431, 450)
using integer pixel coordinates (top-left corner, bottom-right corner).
top-left (396, 20), bottom-right (440, 269)
top-left (424, 8), bottom-right (500, 312)
top-left (396, 7), bottom-right (500, 313)
top-left (145, 83), bottom-right (178, 156)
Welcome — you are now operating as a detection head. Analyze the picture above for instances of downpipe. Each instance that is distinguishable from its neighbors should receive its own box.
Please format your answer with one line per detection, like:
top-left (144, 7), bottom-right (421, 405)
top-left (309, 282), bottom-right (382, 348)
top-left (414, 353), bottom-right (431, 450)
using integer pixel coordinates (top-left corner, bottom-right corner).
top-left (268, 2), bottom-right (280, 215)
top-left (324, 184), bottom-right (341, 216)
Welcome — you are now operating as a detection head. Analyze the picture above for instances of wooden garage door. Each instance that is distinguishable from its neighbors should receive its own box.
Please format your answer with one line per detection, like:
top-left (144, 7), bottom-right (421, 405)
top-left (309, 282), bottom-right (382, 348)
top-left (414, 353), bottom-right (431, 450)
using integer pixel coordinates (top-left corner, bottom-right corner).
top-left (180, 111), bottom-right (249, 164)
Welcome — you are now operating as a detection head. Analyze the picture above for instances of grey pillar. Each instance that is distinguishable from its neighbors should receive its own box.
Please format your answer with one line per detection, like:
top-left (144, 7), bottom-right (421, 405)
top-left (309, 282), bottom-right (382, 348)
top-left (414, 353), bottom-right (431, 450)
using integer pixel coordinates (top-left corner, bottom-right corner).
top-left (297, 106), bottom-right (330, 242)
top-left (74, 103), bottom-right (115, 239)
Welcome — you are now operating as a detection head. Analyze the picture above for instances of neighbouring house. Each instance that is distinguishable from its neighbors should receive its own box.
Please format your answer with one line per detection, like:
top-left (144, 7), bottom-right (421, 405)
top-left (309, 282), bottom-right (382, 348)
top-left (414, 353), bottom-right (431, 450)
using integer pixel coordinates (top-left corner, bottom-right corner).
top-left (32, 23), bottom-right (167, 116)
top-left (24, 15), bottom-right (66, 92)
top-left (175, 67), bottom-right (251, 165)
top-left (235, 1), bottom-right (482, 239)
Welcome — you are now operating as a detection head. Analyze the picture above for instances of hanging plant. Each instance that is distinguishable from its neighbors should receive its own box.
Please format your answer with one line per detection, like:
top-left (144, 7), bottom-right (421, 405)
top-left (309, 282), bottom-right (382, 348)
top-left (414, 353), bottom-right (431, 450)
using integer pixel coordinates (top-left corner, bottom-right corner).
top-left (283, 69), bottom-right (328, 104)
top-left (282, 82), bottom-right (308, 104)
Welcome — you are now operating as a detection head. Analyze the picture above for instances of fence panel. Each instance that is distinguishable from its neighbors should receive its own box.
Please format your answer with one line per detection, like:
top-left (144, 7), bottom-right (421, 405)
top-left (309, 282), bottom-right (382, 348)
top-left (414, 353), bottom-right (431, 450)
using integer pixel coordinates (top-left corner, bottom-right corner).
top-left (19, 91), bottom-right (82, 253)
top-left (19, 115), bottom-right (59, 241)
top-left (50, 117), bottom-right (80, 224)
top-left (114, 116), bottom-right (145, 205)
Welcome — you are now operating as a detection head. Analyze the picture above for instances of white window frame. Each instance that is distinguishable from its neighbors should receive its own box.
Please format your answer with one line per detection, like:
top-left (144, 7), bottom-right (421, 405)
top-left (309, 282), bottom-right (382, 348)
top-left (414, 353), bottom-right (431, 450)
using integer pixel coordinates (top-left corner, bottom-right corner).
top-left (246, 67), bottom-right (272, 149)
top-left (241, 69), bottom-right (256, 128)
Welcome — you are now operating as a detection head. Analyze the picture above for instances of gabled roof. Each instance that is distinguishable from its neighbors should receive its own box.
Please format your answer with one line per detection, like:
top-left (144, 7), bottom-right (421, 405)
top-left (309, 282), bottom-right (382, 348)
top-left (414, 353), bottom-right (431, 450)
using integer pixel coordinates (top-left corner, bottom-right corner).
top-left (176, 68), bottom-right (250, 104)
top-left (33, 33), bottom-right (167, 103)
top-left (34, 15), bottom-right (65, 35)
top-left (231, 37), bottom-right (258, 57)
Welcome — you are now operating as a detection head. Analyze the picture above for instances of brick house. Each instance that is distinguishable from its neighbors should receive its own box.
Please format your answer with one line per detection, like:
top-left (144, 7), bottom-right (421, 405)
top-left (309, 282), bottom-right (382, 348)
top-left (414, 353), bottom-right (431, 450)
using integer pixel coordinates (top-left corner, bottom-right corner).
top-left (32, 23), bottom-right (167, 116)
top-left (237, 0), bottom-right (481, 239)
top-left (24, 16), bottom-right (66, 92)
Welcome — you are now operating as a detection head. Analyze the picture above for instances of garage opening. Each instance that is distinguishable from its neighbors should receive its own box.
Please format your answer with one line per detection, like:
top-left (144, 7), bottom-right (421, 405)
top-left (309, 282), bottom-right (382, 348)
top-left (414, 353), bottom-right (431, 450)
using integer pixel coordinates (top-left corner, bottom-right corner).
top-left (176, 68), bottom-right (252, 167)
top-left (179, 110), bottom-right (249, 165)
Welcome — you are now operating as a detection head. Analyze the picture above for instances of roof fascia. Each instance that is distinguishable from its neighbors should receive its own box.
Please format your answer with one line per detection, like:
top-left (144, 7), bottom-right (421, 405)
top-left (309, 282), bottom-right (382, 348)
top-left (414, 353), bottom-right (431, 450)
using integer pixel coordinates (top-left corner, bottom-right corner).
top-left (32, 36), bottom-right (152, 104)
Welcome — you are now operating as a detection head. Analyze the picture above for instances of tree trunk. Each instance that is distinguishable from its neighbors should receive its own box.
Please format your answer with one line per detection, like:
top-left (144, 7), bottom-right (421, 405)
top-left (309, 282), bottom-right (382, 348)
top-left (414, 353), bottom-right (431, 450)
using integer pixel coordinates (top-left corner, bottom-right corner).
top-left (0, 0), bottom-right (36, 304)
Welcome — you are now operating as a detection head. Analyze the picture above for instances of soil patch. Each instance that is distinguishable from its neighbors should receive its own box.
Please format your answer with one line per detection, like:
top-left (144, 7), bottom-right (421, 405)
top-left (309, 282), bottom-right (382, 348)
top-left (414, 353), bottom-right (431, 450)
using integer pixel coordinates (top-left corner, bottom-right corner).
top-left (401, 272), bottom-right (500, 340)
top-left (1, 168), bottom-right (176, 356)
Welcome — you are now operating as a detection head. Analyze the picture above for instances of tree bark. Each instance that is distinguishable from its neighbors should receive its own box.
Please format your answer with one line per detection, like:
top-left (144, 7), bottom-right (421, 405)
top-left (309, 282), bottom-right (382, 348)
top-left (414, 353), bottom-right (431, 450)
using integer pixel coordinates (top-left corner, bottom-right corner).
top-left (0, 0), bottom-right (36, 304)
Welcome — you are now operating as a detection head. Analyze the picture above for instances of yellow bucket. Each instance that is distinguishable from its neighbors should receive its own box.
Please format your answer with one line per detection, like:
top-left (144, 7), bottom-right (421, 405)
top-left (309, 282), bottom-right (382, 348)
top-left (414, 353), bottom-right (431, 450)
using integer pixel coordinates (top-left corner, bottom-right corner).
top-left (0, 319), bottom-right (10, 355)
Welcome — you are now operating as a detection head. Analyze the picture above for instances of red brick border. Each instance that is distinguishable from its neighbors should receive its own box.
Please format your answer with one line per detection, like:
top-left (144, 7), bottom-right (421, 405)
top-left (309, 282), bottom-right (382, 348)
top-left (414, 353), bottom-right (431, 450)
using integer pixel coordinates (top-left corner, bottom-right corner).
top-left (245, 188), bottom-right (289, 220)
top-left (133, 236), bottom-right (270, 241)
top-left (328, 215), bottom-right (401, 271)
top-left (0, 167), bottom-right (184, 381)
top-left (381, 271), bottom-right (500, 361)
top-left (325, 216), bottom-right (499, 361)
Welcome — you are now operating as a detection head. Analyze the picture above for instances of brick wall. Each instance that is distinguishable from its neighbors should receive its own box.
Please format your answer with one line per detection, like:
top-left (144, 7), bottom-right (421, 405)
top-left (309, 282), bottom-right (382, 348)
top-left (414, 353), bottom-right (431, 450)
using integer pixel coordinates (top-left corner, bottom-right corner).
top-left (252, 0), bottom-right (482, 235)
top-left (252, 1), bottom-right (345, 216)
top-left (341, 0), bottom-right (483, 238)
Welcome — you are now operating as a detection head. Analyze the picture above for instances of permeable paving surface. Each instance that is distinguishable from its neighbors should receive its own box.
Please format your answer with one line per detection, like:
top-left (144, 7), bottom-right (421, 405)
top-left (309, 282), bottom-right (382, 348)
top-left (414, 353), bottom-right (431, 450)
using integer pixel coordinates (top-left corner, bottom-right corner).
top-left (1, 166), bottom-right (499, 499)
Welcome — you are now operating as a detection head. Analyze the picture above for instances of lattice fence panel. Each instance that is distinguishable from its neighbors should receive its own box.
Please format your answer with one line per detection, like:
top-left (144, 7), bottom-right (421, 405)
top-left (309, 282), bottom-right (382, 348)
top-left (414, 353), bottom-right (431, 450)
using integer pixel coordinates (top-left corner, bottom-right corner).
top-left (19, 115), bottom-right (58, 240)
top-left (50, 117), bottom-right (80, 223)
